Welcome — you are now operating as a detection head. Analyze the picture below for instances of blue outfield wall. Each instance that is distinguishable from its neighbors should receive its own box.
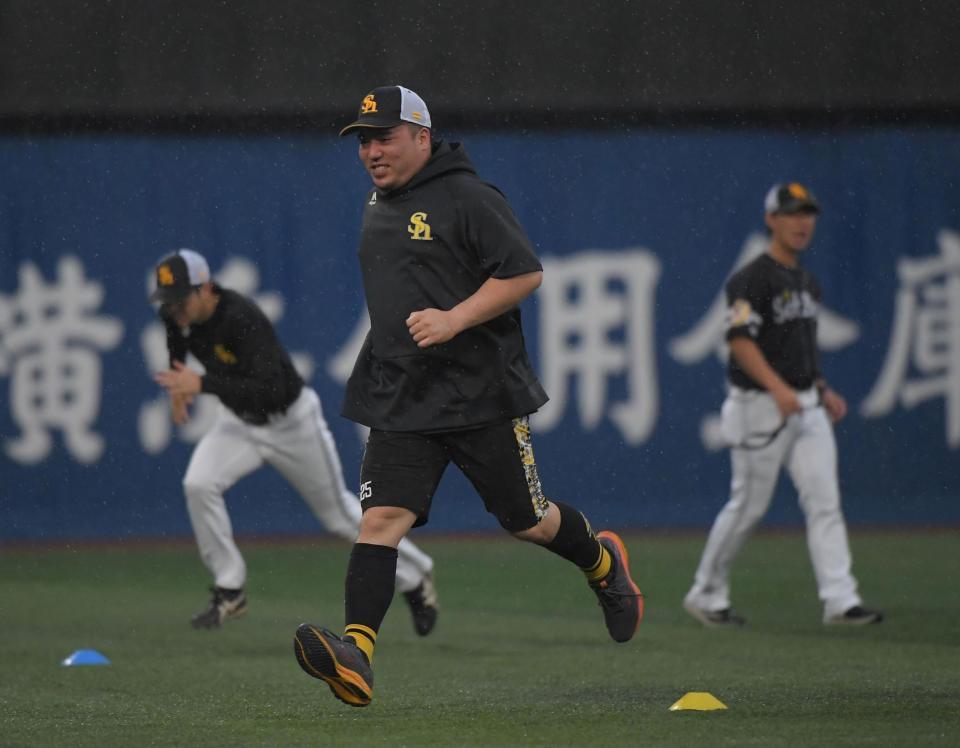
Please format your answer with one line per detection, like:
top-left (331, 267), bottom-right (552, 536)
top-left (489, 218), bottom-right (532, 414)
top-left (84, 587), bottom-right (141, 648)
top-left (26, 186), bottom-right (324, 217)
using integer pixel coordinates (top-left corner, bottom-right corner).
top-left (1, 128), bottom-right (958, 541)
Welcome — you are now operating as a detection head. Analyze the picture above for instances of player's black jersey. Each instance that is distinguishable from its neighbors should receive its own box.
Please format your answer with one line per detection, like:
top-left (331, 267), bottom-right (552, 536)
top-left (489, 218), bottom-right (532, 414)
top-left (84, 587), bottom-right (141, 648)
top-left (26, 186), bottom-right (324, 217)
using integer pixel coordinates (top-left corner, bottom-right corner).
top-left (342, 140), bottom-right (548, 432)
top-left (163, 286), bottom-right (303, 424)
top-left (724, 253), bottom-right (823, 391)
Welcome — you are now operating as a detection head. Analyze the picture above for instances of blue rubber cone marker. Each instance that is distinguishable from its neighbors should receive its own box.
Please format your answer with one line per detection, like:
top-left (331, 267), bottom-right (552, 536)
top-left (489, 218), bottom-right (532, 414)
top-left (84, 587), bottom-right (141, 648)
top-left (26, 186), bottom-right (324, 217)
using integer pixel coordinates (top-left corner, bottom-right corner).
top-left (61, 649), bottom-right (111, 666)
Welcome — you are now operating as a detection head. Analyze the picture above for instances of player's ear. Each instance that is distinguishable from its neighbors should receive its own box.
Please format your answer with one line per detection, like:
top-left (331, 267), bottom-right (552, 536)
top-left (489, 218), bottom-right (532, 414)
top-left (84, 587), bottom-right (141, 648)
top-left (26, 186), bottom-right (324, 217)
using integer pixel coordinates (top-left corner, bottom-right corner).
top-left (416, 126), bottom-right (431, 149)
top-left (764, 212), bottom-right (776, 234)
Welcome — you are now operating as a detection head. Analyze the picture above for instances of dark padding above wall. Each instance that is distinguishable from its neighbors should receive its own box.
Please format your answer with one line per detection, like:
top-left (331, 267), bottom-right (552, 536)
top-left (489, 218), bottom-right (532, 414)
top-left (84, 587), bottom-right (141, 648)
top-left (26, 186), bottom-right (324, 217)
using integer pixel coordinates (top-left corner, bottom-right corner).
top-left (1, 0), bottom-right (958, 127)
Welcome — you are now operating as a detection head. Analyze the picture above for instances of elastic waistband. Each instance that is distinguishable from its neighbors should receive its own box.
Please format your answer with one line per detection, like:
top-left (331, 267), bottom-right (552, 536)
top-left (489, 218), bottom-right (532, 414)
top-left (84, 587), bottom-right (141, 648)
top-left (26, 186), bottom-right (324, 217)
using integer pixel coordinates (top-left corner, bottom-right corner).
top-left (728, 384), bottom-right (819, 407)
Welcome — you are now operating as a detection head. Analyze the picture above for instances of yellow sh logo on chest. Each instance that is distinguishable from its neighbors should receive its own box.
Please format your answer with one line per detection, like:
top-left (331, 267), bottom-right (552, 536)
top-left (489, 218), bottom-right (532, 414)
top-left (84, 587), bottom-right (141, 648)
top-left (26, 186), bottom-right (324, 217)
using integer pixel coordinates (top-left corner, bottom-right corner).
top-left (213, 344), bottom-right (238, 365)
top-left (408, 212), bottom-right (433, 241)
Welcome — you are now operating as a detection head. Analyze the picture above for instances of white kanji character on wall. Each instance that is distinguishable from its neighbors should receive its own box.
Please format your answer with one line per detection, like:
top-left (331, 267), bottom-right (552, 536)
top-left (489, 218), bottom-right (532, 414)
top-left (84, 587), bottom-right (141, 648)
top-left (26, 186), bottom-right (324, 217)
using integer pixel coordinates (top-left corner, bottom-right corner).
top-left (0, 256), bottom-right (123, 464)
top-left (861, 229), bottom-right (960, 448)
top-left (532, 249), bottom-right (661, 445)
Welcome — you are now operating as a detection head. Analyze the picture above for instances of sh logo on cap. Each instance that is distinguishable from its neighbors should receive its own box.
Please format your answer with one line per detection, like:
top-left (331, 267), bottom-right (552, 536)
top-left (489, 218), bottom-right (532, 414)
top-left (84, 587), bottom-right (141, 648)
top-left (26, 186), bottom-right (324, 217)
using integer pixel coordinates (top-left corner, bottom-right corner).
top-left (339, 85), bottom-right (432, 137)
top-left (157, 264), bottom-right (175, 286)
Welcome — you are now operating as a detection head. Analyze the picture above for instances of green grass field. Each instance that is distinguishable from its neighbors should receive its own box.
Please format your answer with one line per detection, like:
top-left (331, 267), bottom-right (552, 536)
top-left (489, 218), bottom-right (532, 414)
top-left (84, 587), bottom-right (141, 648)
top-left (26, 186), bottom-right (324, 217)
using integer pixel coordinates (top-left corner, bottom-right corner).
top-left (2, 530), bottom-right (958, 747)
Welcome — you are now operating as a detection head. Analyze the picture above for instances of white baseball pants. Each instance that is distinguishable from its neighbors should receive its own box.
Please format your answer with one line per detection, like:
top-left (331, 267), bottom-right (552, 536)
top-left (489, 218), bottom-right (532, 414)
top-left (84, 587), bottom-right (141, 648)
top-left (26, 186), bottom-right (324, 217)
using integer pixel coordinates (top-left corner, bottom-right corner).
top-left (685, 386), bottom-right (862, 620)
top-left (182, 387), bottom-right (433, 592)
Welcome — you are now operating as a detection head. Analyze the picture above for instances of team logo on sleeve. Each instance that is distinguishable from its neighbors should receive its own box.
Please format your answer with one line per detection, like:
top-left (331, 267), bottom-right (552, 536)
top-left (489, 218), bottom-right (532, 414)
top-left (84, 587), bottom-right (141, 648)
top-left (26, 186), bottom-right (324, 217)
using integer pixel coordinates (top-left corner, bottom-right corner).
top-left (407, 212), bottom-right (433, 241)
top-left (726, 299), bottom-right (762, 333)
top-left (213, 344), bottom-right (238, 365)
top-left (729, 299), bottom-right (753, 326)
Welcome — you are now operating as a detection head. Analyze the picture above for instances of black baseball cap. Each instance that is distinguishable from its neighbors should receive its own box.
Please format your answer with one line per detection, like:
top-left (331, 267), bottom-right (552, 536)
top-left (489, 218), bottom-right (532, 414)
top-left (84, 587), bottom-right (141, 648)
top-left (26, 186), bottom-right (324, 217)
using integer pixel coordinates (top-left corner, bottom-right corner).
top-left (149, 249), bottom-right (211, 304)
top-left (764, 182), bottom-right (820, 214)
top-left (339, 85), bottom-right (432, 137)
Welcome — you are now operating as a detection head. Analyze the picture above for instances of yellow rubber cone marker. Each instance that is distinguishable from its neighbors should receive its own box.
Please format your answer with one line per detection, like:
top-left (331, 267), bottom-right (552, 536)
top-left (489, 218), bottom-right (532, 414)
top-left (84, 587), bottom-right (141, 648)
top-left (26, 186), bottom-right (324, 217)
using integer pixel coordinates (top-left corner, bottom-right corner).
top-left (669, 692), bottom-right (728, 711)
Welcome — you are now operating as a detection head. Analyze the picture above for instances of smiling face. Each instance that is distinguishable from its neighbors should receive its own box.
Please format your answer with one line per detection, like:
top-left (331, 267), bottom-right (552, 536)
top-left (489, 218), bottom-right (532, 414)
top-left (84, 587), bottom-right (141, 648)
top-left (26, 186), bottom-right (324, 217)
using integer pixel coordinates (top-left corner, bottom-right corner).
top-left (765, 209), bottom-right (818, 264)
top-left (357, 124), bottom-right (432, 191)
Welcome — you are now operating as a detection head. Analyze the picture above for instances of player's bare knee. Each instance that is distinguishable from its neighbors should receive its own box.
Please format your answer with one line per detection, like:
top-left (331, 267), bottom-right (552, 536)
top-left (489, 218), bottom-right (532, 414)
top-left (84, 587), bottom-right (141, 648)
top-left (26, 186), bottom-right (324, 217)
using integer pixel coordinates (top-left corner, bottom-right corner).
top-left (511, 521), bottom-right (550, 545)
top-left (358, 506), bottom-right (417, 546)
top-left (510, 502), bottom-right (559, 545)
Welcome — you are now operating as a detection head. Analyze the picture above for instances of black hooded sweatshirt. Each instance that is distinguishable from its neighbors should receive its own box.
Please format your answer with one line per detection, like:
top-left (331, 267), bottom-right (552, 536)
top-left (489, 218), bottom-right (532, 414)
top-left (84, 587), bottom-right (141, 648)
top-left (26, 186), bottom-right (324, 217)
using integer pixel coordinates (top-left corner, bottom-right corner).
top-left (342, 140), bottom-right (548, 432)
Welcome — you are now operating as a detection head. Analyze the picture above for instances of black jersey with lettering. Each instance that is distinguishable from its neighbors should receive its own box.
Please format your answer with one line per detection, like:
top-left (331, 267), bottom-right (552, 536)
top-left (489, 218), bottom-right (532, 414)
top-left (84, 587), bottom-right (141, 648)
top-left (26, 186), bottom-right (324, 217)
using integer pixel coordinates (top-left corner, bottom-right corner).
top-left (724, 253), bottom-right (823, 391)
top-left (342, 140), bottom-right (548, 432)
top-left (163, 286), bottom-right (303, 424)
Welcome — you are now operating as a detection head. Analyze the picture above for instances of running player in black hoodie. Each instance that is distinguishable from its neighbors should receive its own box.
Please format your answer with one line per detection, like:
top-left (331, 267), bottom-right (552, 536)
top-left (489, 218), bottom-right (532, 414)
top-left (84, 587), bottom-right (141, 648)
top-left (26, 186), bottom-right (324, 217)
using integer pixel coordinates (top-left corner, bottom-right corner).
top-left (293, 87), bottom-right (643, 707)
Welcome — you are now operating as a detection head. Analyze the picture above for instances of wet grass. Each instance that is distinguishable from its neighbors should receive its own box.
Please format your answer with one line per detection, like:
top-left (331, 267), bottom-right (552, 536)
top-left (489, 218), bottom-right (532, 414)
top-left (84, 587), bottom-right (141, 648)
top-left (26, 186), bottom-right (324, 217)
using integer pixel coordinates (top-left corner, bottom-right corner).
top-left (1, 530), bottom-right (958, 746)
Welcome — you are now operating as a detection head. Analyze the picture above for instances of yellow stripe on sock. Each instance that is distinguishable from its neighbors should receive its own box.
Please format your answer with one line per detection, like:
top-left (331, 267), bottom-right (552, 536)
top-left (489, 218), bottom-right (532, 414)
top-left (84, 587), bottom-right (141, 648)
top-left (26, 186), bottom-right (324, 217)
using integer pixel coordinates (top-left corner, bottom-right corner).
top-left (344, 624), bottom-right (377, 664)
top-left (583, 545), bottom-right (612, 583)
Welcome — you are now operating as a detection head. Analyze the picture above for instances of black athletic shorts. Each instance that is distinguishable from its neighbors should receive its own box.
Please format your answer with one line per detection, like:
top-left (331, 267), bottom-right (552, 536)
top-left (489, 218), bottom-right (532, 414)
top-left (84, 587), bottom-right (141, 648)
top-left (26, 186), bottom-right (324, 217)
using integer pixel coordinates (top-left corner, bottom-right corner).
top-left (358, 416), bottom-right (549, 532)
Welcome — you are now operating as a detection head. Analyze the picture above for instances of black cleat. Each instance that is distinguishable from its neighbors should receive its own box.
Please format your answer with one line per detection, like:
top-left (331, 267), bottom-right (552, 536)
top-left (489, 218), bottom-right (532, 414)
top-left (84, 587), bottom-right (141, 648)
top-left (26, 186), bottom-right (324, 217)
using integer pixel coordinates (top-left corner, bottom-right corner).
top-left (824, 605), bottom-right (884, 626)
top-left (590, 531), bottom-right (644, 643)
top-left (683, 601), bottom-right (746, 628)
top-left (403, 573), bottom-right (439, 636)
top-left (191, 587), bottom-right (247, 629)
top-left (294, 624), bottom-right (374, 707)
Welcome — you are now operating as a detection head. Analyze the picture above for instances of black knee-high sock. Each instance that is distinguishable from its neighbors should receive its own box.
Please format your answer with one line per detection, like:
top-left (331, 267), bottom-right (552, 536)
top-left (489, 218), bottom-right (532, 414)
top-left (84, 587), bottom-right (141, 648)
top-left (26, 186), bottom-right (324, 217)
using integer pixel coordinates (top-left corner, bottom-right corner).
top-left (343, 542), bottom-right (398, 664)
top-left (542, 501), bottom-right (604, 570)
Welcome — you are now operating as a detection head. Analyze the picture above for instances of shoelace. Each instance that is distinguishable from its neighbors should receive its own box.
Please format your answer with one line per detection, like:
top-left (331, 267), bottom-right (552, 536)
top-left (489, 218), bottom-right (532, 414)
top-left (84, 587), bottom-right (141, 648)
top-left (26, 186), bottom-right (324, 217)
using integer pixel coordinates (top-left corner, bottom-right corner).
top-left (594, 586), bottom-right (644, 612)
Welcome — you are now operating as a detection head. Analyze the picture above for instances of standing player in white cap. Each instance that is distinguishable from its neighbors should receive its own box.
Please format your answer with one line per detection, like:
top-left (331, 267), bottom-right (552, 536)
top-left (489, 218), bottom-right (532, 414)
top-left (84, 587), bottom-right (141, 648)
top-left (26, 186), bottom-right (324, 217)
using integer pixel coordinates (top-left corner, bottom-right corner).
top-left (683, 183), bottom-right (883, 628)
top-left (150, 248), bottom-right (439, 633)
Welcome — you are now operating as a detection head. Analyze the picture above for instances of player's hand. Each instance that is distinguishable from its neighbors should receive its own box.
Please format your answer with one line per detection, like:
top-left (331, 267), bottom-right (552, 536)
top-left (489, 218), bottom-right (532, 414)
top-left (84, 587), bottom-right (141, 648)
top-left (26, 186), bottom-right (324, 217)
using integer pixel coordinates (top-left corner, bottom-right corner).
top-left (169, 391), bottom-right (194, 425)
top-left (406, 308), bottom-right (462, 348)
top-left (821, 387), bottom-right (848, 423)
top-left (770, 385), bottom-right (802, 419)
top-left (155, 361), bottom-right (203, 397)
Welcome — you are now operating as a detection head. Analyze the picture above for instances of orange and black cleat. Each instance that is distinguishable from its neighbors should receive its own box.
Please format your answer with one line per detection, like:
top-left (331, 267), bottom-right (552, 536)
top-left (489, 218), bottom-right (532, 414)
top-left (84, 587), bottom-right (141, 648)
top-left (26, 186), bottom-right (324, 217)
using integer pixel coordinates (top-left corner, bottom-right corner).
top-left (590, 531), bottom-right (644, 642)
top-left (294, 624), bottom-right (374, 707)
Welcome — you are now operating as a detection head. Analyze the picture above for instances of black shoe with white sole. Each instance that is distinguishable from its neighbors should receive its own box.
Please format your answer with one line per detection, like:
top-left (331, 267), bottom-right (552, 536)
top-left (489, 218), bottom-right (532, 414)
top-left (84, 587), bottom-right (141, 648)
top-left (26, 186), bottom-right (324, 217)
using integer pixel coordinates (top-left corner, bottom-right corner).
top-left (683, 600), bottom-right (746, 628)
top-left (824, 605), bottom-right (884, 626)
top-left (191, 587), bottom-right (247, 629)
top-left (403, 573), bottom-right (439, 637)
